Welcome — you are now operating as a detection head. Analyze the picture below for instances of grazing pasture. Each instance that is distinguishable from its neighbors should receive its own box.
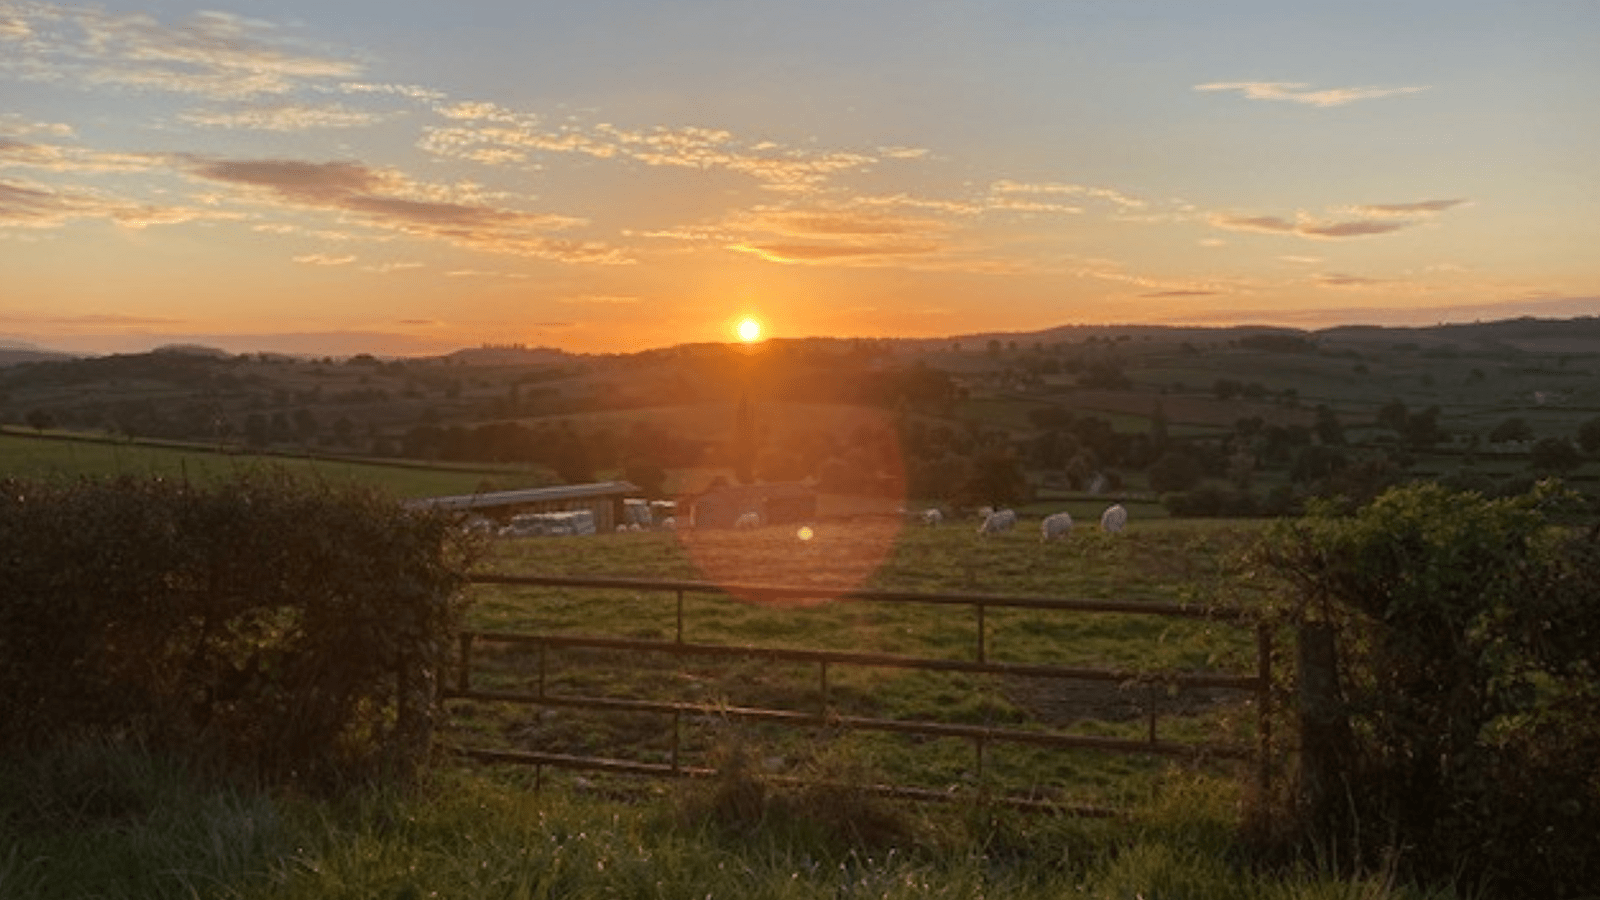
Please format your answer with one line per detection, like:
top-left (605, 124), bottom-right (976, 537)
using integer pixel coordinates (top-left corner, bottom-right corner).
top-left (450, 516), bottom-right (1267, 809)
top-left (0, 428), bottom-right (549, 498)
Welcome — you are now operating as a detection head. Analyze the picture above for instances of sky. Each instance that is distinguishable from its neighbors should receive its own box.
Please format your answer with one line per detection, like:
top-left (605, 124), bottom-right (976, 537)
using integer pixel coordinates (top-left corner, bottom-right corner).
top-left (2, 0), bottom-right (1598, 357)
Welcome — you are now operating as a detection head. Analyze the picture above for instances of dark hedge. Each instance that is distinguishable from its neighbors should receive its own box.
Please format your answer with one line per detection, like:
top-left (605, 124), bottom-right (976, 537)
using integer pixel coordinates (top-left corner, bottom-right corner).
top-left (0, 472), bottom-right (478, 789)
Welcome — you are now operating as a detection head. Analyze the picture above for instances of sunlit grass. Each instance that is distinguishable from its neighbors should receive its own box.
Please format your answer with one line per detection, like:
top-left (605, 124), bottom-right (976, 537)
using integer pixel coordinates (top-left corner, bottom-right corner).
top-left (3, 515), bottom-right (1468, 898)
top-left (3, 739), bottom-right (1466, 899)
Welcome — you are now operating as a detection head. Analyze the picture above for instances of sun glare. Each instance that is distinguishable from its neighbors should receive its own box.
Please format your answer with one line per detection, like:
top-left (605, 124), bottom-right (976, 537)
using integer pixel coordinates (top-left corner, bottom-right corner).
top-left (736, 317), bottom-right (762, 342)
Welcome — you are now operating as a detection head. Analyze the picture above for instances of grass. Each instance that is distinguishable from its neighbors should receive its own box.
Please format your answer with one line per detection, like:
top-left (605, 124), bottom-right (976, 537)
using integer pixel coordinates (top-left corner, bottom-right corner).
top-left (1, 737), bottom-right (1467, 899)
top-left (0, 428), bottom-right (549, 498)
top-left (444, 518), bottom-right (1270, 814)
top-left (2, 515), bottom-right (1470, 898)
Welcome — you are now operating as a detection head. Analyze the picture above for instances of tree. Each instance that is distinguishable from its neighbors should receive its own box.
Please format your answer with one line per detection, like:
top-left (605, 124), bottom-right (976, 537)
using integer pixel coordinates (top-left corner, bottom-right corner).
top-left (623, 459), bottom-right (667, 498)
top-left (1577, 416), bottom-right (1600, 454)
top-left (1147, 448), bottom-right (1205, 493)
top-left (1376, 398), bottom-right (1409, 432)
top-left (25, 408), bottom-right (54, 432)
top-left (1401, 405), bottom-right (1445, 449)
top-left (1530, 436), bottom-right (1581, 472)
top-left (1488, 417), bottom-right (1533, 444)
top-left (1313, 405), bottom-right (1345, 446)
top-left (957, 447), bottom-right (1028, 508)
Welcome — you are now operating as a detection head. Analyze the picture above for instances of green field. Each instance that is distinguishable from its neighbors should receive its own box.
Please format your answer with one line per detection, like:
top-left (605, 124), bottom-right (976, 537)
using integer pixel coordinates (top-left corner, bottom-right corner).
top-left (450, 518), bottom-right (1268, 812)
top-left (2, 485), bottom-right (1472, 899)
top-left (0, 428), bottom-right (550, 498)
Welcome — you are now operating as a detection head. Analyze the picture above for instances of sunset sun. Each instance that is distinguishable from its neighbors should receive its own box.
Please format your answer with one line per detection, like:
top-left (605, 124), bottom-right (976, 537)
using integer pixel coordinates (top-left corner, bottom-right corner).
top-left (736, 317), bottom-right (762, 342)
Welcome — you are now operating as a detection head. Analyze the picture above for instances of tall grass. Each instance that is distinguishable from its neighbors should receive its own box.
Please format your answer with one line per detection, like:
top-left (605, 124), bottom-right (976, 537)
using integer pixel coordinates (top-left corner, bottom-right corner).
top-left (3, 520), bottom-right (1471, 898)
top-left (2, 738), bottom-right (1466, 899)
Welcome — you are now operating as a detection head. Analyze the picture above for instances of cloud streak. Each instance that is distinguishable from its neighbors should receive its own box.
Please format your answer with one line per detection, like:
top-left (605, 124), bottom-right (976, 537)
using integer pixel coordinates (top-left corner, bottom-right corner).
top-left (1, 3), bottom-right (363, 99)
top-left (1195, 81), bottom-right (1430, 107)
top-left (417, 106), bottom-right (898, 193)
top-left (180, 103), bottom-right (388, 131)
top-left (0, 176), bottom-right (223, 228)
top-left (185, 156), bottom-right (631, 263)
top-left (1210, 199), bottom-right (1466, 240)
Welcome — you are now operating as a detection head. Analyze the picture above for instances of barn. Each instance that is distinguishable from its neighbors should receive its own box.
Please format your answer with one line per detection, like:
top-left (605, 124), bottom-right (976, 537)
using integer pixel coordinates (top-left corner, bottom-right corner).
top-left (407, 480), bottom-right (641, 533)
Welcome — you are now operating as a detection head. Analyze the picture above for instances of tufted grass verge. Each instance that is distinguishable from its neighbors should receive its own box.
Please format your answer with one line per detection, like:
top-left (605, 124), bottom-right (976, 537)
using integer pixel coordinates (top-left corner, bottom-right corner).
top-left (1, 735), bottom-right (1468, 900)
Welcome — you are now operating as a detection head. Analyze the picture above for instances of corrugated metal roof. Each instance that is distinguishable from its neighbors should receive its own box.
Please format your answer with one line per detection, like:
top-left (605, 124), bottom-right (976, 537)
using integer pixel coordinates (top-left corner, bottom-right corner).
top-left (406, 480), bottom-right (640, 511)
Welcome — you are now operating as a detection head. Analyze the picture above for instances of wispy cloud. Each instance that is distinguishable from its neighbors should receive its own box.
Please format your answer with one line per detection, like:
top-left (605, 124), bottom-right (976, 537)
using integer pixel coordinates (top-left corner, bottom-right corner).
top-left (293, 252), bottom-right (355, 266)
top-left (1351, 199), bottom-right (1470, 217)
top-left (0, 310), bottom-right (181, 327)
top-left (0, 114), bottom-right (73, 138)
top-left (728, 241), bottom-right (942, 264)
top-left (718, 204), bottom-right (955, 266)
top-left (989, 180), bottom-right (1146, 210)
top-left (445, 269), bottom-right (528, 279)
top-left (0, 176), bottom-right (223, 228)
top-left (1316, 272), bottom-right (1390, 289)
top-left (559, 294), bottom-right (640, 305)
top-left (1209, 197), bottom-right (1466, 240)
top-left (418, 108), bottom-right (887, 193)
top-left (2, 3), bottom-right (362, 99)
top-left (0, 135), bottom-right (168, 173)
top-left (1195, 81), bottom-right (1430, 107)
top-left (185, 156), bottom-right (630, 263)
top-left (180, 103), bottom-right (388, 131)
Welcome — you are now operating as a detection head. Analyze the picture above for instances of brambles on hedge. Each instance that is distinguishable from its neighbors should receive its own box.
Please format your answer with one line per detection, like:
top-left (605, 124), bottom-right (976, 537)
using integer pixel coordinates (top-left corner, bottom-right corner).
top-left (0, 471), bottom-right (479, 790)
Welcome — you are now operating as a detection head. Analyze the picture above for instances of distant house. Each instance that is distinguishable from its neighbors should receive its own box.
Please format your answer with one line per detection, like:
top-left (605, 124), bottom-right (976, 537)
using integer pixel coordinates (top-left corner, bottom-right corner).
top-left (406, 480), bottom-right (640, 533)
top-left (682, 480), bottom-right (816, 529)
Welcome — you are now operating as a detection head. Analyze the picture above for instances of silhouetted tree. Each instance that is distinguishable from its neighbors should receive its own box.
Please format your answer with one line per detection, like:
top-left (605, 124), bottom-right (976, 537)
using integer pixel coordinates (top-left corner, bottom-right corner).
top-left (1489, 417), bottom-right (1534, 444)
top-left (1530, 437), bottom-right (1582, 472)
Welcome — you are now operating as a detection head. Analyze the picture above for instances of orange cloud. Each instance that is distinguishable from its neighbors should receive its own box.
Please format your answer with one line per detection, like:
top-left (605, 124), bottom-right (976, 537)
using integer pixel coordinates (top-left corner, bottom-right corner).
top-left (728, 241), bottom-right (941, 264)
top-left (0, 176), bottom-right (221, 228)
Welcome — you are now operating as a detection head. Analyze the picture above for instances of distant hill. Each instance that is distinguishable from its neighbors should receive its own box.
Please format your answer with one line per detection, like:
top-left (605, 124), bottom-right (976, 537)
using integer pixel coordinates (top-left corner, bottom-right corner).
top-left (445, 345), bottom-right (574, 365)
top-left (0, 343), bottom-right (78, 367)
top-left (1318, 316), bottom-right (1600, 352)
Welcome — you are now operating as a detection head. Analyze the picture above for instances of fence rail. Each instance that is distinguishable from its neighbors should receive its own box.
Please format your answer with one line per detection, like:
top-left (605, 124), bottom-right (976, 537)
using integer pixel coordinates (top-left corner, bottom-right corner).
top-left (445, 573), bottom-right (1271, 812)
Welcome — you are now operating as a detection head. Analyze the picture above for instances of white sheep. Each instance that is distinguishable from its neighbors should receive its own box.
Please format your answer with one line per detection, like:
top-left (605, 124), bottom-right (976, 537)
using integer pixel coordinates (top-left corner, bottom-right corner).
top-left (921, 508), bottom-right (943, 526)
top-left (1040, 511), bottom-right (1074, 542)
top-left (977, 508), bottom-right (1016, 535)
top-left (1100, 503), bottom-right (1128, 534)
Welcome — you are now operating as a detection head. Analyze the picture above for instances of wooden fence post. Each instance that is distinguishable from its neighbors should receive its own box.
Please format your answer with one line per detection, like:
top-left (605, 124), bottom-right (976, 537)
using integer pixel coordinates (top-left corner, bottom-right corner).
top-left (1296, 620), bottom-right (1352, 828)
top-left (393, 650), bottom-right (436, 782)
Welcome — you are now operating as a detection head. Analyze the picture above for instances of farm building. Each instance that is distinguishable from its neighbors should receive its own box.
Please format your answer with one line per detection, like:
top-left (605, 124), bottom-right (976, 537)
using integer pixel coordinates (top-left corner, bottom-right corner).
top-left (407, 480), bottom-right (641, 533)
top-left (681, 480), bottom-right (816, 529)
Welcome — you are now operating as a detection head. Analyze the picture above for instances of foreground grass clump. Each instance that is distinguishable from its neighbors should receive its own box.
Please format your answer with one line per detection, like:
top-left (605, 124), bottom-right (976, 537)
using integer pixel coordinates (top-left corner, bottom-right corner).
top-left (2, 738), bottom-right (1465, 900)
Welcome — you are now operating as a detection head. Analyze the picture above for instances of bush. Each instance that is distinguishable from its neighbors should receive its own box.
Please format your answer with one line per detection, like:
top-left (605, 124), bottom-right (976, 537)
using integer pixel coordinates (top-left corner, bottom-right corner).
top-left (1256, 481), bottom-right (1600, 896)
top-left (0, 471), bottom-right (478, 789)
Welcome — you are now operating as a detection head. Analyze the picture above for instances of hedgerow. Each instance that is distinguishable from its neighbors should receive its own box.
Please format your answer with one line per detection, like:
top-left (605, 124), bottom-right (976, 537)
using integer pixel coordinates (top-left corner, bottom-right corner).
top-left (1258, 481), bottom-right (1600, 897)
top-left (0, 471), bottom-right (478, 790)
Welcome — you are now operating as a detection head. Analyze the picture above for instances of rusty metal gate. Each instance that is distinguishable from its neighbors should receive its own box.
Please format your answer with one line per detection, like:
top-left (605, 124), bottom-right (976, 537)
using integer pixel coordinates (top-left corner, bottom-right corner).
top-left (443, 574), bottom-right (1271, 813)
